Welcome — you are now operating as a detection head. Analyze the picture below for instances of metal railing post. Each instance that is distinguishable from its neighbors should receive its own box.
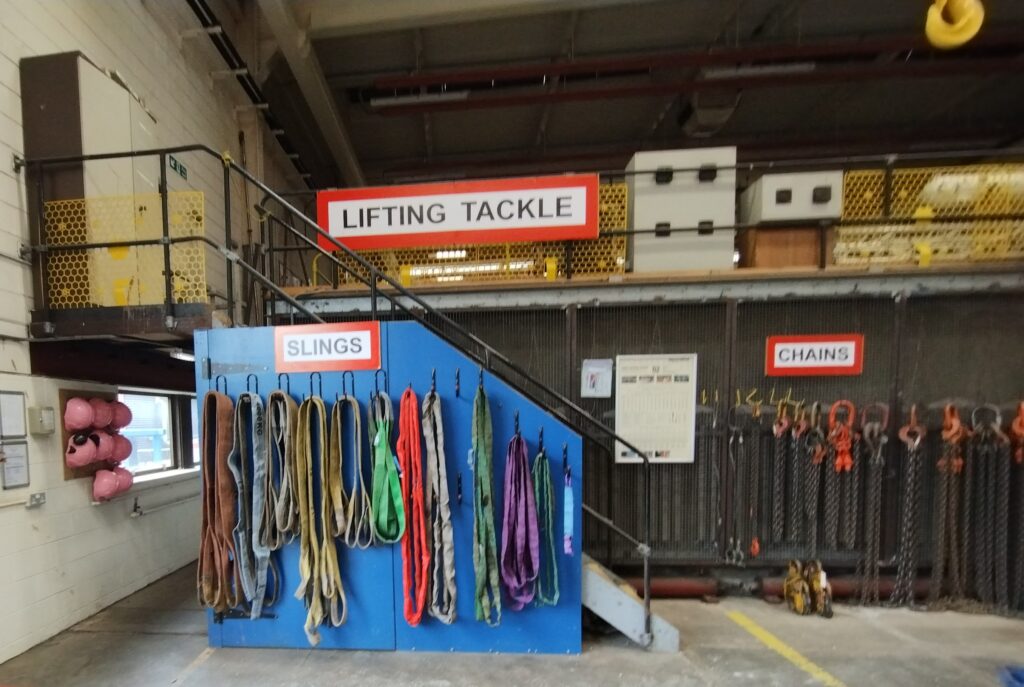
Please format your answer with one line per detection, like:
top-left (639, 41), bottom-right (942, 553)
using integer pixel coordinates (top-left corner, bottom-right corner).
top-left (159, 153), bottom-right (175, 329)
top-left (223, 160), bottom-right (235, 326)
top-left (643, 458), bottom-right (652, 641)
top-left (34, 164), bottom-right (52, 329)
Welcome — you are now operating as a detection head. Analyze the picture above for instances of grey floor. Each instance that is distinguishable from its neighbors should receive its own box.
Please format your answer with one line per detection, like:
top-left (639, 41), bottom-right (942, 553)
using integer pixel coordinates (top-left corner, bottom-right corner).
top-left (1, 564), bottom-right (1022, 686)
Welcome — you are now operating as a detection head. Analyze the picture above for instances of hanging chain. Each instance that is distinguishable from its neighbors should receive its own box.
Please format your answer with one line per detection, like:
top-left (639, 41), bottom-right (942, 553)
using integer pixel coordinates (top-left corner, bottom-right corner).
top-left (1011, 403), bottom-right (1024, 613)
top-left (859, 405), bottom-right (888, 606)
top-left (930, 404), bottom-right (966, 605)
top-left (842, 430), bottom-right (863, 550)
top-left (890, 405), bottom-right (925, 607)
top-left (825, 401), bottom-right (855, 553)
top-left (771, 404), bottom-right (790, 544)
top-left (804, 403), bottom-right (827, 560)
top-left (994, 435), bottom-right (1011, 612)
top-left (748, 410), bottom-right (763, 559)
top-left (696, 408), bottom-right (710, 546)
top-left (787, 406), bottom-right (806, 546)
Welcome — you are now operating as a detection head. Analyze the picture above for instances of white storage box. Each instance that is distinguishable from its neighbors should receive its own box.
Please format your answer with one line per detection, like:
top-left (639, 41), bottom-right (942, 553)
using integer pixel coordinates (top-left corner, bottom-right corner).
top-left (625, 147), bottom-right (737, 272)
top-left (739, 171), bottom-right (843, 225)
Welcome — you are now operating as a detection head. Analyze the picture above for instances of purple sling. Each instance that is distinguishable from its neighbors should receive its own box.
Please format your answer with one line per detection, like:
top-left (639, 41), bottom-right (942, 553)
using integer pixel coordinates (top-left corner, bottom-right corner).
top-left (500, 433), bottom-right (540, 610)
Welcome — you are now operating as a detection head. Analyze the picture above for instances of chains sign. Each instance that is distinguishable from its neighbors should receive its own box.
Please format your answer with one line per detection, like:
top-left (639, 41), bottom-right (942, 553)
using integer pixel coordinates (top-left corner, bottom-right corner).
top-left (274, 322), bottom-right (382, 373)
top-left (765, 334), bottom-right (864, 376)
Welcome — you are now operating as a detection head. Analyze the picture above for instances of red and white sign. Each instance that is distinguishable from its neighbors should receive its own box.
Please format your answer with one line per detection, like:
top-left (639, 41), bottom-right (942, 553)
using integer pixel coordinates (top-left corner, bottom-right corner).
top-left (316, 174), bottom-right (599, 250)
top-left (275, 322), bottom-right (381, 373)
top-left (765, 334), bottom-right (864, 377)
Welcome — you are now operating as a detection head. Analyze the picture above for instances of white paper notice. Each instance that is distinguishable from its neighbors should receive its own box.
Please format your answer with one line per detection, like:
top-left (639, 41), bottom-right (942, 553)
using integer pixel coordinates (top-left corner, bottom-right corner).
top-left (614, 354), bottom-right (697, 464)
top-left (1, 441), bottom-right (29, 489)
top-left (580, 359), bottom-right (613, 398)
top-left (0, 392), bottom-right (26, 438)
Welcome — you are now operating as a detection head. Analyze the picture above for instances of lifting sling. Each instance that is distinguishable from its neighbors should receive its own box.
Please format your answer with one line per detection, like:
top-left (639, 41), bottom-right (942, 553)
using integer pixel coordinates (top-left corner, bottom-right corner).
top-left (268, 390), bottom-right (300, 545)
top-left (397, 387), bottom-right (430, 626)
top-left (472, 384), bottom-right (501, 625)
top-left (295, 393), bottom-right (346, 645)
top-left (369, 391), bottom-right (405, 543)
top-left (422, 387), bottom-right (457, 623)
top-left (532, 441), bottom-right (559, 606)
top-left (198, 390), bottom-right (240, 613)
top-left (330, 393), bottom-right (374, 548)
top-left (226, 391), bottom-right (277, 619)
top-left (501, 427), bottom-right (540, 610)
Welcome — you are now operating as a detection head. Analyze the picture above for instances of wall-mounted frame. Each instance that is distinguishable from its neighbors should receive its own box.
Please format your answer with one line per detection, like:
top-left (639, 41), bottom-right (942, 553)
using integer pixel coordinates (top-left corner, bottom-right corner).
top-left (0, 391), bottom-right (26, 439)
top-left (1, 441), bottom-right (29, 490)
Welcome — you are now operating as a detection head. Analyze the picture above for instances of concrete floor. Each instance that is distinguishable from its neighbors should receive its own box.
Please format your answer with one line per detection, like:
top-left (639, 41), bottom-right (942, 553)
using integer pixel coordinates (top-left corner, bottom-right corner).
top-left (1, 564), bottom-right (1021, 687)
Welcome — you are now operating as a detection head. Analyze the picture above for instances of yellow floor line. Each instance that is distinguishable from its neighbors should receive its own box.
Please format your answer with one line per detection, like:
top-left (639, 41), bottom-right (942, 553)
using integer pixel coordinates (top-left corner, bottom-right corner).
top-left (170, 647), bottom-right (215, 685)
top-left (726, 610), bottom-right (848, 687)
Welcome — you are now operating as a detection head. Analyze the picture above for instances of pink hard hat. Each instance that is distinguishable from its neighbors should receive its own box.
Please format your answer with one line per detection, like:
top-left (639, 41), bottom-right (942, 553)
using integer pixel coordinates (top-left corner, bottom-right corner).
top-left (65, 433), bottom-right (98, 468)
top-left (113, 467), bottom-right (134, 492)
top-left (110, 401), bottom-right (133, 430)
top-left (111, 434), bottom-right (132, 463)
top-left (91, 431), bottom-right (115, 462)
top-left (64, 397), bottom-right (94, 432)
top-left (92, 469), bottom-right (120, 502)
top-left (90, 399), bottom-right (114, 429)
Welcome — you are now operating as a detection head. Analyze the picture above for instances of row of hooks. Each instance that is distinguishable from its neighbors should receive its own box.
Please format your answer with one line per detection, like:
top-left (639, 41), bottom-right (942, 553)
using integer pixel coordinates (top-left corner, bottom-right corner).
top-left (216, 365), bottom-right (491, 400)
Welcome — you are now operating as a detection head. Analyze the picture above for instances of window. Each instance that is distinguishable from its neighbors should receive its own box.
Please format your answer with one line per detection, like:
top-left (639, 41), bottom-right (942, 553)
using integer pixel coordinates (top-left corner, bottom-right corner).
top-left (117, 391), bottom-right (197, 475)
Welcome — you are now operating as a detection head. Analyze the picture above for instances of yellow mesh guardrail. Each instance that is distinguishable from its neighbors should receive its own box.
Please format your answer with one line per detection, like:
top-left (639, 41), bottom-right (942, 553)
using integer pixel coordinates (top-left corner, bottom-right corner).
top-left (837, 164), bottom-right (1024, 265)
top-left (319, 183), bottom-right (628, 287)
top-left (44, 192), bottom-right (206, 308)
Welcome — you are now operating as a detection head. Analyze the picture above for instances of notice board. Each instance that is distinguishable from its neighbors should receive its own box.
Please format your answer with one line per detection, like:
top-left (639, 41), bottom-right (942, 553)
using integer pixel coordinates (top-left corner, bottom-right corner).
top-left (614, 354), bottom-right (697, 464)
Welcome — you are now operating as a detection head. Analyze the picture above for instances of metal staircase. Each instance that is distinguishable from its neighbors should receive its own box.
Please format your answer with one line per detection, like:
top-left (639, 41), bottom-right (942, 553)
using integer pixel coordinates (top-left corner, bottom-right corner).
top-left (24, 144), bottom-right (675, 651)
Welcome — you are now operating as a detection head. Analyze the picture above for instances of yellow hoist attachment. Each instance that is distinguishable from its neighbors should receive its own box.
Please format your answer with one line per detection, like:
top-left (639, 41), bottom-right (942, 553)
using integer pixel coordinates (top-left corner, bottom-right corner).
top-left (926, 0), bottom-right (984, 50)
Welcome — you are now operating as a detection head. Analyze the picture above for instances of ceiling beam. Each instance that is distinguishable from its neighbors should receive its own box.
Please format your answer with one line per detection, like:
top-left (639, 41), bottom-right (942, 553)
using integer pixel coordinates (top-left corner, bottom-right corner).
top-left (257, 0), bottom-right (365, 186)
top-left (300, 0), bottom-right (661, 40)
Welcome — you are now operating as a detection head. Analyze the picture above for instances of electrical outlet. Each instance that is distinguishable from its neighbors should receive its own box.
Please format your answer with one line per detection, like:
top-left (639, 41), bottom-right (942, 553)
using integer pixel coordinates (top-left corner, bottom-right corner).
top-left (27, 492), bottom-right (46, 508)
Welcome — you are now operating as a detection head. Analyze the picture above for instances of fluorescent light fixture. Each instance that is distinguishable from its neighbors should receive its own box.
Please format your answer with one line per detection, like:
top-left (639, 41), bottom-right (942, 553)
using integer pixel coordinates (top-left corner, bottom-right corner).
top-left (702, 62), bottom-right (816, 80)
top-left (370, 90), bottom-right (470, 109)
top-left (168, 348), bottom-right (195, 362)
top-left (435, 249), bottom-right (468, 260)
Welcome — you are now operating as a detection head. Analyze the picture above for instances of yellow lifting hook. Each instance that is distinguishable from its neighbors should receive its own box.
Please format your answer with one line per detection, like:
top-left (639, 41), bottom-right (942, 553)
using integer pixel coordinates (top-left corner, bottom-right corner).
top-left (925, 0), bottom-right (984, 50)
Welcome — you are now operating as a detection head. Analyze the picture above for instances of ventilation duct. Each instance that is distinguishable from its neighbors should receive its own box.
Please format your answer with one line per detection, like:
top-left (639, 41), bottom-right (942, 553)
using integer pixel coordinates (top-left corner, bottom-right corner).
top-left (679, 90), bottom-right (741, 138)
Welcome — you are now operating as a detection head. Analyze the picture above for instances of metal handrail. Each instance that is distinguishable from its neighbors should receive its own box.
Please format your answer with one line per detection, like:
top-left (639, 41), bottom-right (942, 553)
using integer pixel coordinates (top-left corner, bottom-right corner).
top-left (25, 143), bottom-right (657, 639)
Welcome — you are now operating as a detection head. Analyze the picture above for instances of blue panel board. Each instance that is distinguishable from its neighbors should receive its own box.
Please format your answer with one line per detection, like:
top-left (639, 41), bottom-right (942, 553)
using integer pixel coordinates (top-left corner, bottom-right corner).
top-left (385, 322), bottom-right (583, 654)
top-left (195, 326), bottom-right (397, 651)
top-left (194, 322), bottom-right (582, 654)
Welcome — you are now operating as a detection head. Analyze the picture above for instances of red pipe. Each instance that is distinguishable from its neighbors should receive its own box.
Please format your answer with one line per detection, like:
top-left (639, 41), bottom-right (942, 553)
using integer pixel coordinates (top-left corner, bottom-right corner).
top-left (761, 576), bottom-right (930, 599)
top-left (623, 577), bottom-right (720, 598)
top-left (373, 31), bottom-right (1024, 90)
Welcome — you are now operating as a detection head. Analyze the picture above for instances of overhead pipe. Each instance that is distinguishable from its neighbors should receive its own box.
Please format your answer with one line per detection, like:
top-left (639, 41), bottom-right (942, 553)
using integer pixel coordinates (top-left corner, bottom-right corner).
top-left (371, 57), bottom-right (1023, 115)
top-left (372, 30), bottom-right (1021, 90)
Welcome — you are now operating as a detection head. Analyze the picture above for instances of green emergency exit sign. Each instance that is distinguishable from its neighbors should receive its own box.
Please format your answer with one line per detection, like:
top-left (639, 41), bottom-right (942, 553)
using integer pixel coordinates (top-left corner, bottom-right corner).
top-left (169, 155), bottom-right (188, 181)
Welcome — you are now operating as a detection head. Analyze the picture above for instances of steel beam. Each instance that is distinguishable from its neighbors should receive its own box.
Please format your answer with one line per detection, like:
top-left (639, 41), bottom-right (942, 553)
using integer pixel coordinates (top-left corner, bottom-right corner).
top-left (257, 0), bottom-right (365, 186)
top-left (301, 0), bottom-right (662, 39)
top-left (277, 267), bottom-right (1024, 315)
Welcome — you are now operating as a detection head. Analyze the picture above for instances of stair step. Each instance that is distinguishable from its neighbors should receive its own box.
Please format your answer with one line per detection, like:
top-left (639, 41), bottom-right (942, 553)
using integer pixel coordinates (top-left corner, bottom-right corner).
top-left (581, 554), bottom-right (680, 653)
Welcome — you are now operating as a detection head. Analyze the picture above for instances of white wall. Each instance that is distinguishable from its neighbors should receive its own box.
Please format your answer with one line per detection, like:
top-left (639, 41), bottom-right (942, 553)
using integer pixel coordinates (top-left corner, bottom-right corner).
top-left (0, 0), bottom-right (299, 664)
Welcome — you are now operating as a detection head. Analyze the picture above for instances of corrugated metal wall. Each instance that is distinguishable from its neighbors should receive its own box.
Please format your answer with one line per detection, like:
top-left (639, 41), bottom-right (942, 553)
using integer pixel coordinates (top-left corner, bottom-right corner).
top-left (320, 291), bottom-right (1023, 569)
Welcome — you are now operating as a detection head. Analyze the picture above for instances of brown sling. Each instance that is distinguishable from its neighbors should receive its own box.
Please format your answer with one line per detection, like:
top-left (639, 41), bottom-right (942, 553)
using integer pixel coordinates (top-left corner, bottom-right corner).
top-left (198, 390), bottom-right (241, 613)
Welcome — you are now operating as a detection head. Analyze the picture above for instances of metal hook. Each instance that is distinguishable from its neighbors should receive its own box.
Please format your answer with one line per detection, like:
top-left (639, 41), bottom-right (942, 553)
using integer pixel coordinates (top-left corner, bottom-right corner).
top-left (538, 426), bottom-right (544, 453)
top-left (431, 368), bottom-right (437, 394)
top-left (375, 369), bottom-right (388, 396)
top-left (309, 371), bottom-right (322, 399)
top-left (341, 370), bottom-right (355, 398)
top-left (479, 367), bottom-right (484, 389)
top-left (277, 373), bottom-right (290, 394)
top-left (455, 367), bottom-right (461, 397)
top-left (514, 410), bottom-right (520, 436)
top-left (245, 374), bottom-right (259, 394)
top-left (214, 375), bottom-right (227, 394)
top-left (562, 442), bottom-right (570, 478)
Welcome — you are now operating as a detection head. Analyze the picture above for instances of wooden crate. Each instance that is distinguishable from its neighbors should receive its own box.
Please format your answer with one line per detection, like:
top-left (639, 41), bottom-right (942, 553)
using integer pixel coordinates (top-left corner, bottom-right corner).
top-left (737, 227), bottom-right (835, 268)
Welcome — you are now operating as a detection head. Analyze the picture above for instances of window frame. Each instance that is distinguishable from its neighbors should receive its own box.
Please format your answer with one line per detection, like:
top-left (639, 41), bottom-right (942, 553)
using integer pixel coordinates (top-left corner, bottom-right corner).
top-left (116, 388), bottom-right (198, 476)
